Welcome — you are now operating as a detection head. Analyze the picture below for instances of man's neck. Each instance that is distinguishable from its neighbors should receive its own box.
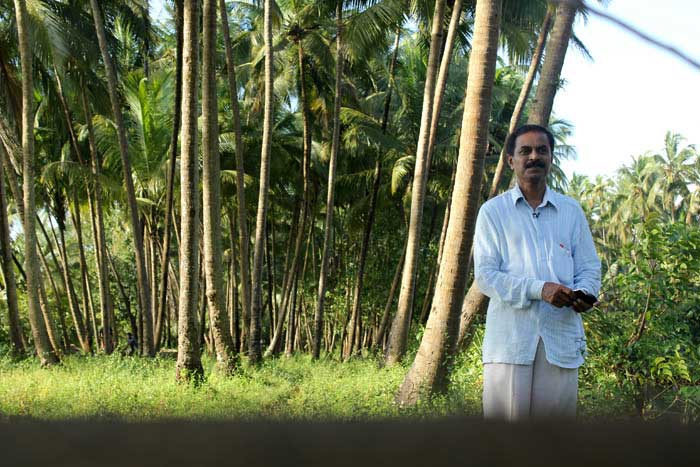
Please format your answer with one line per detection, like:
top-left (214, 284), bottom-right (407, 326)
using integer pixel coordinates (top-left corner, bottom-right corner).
top-left (518, 181), bottom-right (547, 209)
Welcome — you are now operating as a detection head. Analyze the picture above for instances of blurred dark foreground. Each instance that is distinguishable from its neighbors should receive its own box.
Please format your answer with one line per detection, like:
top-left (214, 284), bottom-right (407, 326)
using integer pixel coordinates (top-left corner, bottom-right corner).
top-left (2, 418), bottom-right (698, 467)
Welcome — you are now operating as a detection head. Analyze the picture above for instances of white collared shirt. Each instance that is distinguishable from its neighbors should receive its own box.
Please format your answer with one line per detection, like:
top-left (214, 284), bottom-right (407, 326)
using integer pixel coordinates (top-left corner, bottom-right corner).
top-left (473, 185), bottom-right (601, 368)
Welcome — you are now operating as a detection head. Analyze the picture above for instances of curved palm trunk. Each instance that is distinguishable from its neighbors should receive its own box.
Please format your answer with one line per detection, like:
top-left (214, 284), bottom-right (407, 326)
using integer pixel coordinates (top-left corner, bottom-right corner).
top-left (220, 0), bottom-right (252, 354)
top-left (385, 0), bottom-right (446, 366)
top-left (489, 9), bottom-right (552, 197)
top-left (312, 0), bottom-right (343, 360)
top-left (0, 144), bottom-right (24, 356)
top-left (458, 5), bottom-right (572, 349)
top-left (397, 0), bottom-right (502, 405)
top-left (155, 0), bottom-right (183, 351)
top-left (89, 0), bottom-right (154, 356)
top-left (202, 0), bottom-right (237, 373)
top-left (176, 0), bottom-right (204, 381)
top-left (528, 1), bottom-right (577, 126)
top-left (13, 0), bottom-right (59, 365)
top-left (249, 0), bottom-right (274, 365)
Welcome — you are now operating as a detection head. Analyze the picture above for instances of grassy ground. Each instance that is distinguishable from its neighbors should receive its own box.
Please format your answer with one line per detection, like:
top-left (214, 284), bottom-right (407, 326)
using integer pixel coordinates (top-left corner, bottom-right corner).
top-left (0, 340), bottom-right (635, 421)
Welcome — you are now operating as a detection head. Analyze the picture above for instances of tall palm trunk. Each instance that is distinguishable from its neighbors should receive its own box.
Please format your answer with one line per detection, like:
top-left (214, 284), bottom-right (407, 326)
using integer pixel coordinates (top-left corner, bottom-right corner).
top-left (0, 144), bottom-right (23, 356)
top-left (361, 29), bottom-right (401, 353)
top-left (13, 0), bottom-right (59, 365)
top-left (397, 0), bottom-right (502, 405)
top-left (80, 84), bottom-right (114, 354)
top-left (489, 8), bottom-right (552, 197)
top-left (176, 0), bottom-right (204, 381)
top-left (426, 0), bottom-right (463, 164)
top-left (385, 0), bottom-right (446, 366)
top-left (313, 0), bottom-right (343, 360)
top-left (89, 0), bottom-right (154, 356)
top-left (458, 5), bottom-right (571, 349)
top-left (202, 0), bottom-right (237, 373)
top-left (155, 0), bottom-right (183, 351)
top-left (265, 39), bottom-right (312, 358)
top-left (249, 0), bottom-right (274, 364)
top-left (0, 130), bottom-right (61, 354)
top-left (528, 1), bottom-right (577, 126)
top-left (219, 0), bottom-right (252, 355)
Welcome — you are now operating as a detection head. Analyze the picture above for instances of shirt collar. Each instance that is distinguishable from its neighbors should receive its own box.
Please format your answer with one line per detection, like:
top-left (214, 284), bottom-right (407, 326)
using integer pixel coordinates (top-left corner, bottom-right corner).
top-left (510, 184), bottom-right (558, 210)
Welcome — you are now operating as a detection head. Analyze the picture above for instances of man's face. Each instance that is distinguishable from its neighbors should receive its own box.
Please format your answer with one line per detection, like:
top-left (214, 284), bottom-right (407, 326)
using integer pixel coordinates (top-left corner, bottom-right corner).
top-left (507, 131), bottom-right (552, 185)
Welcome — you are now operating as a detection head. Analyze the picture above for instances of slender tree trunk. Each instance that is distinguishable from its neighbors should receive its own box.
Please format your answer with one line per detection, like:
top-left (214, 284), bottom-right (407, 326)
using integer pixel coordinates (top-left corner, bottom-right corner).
top-left (176, 0), bottom-right (204, 381)
top-left (425, 0), bottom-right (463, 165)
top-left (0, 145), bottom-right (23, 356)
top-left (107, 249), bottom-right (136, 342)
top-left (220, 0), bottom-right (252, 355)
top-left (287, 223), bottom-right (312, 356)
top-left (89, 0), bottom-right (154, 356)
top-left (36, 241), bottom-right (70, 349)
top-left (528, 2), bottom-right (577, 126)
top-left (249, 0), bottom-right (274, 364)
top-left (0, 130), bottom-right (62, 354)
top-left (71, 192), bottom-right (105, 352)
top-left (344, 160), bottom-right (382, 359)
top-left (374, 239), bottom-right (407, 350)
top-left (397, 0), bottom-right (502, 405)
top-left (265, 217), bottom-right (276, 346)
top-left (156, 0), bottom-right (184, 351)
top-left (313, 0), bottom-right (344, 360)
top-left (489, 9), bottom-right (552, 197)
top-left (80, 83), bottom-right (114, 353)
top-left (47, 207), bottom-right (89, 353)
top-left (265, 39), bottom-right (312, 358)
top-left (202, 0), bottom-right (237, 373)
top-left (13, 0), bottom-right (59, 365)
top-left (227, 209), bottom-right (241, 352)
top-left (385, 0), bottom-right (446, 366)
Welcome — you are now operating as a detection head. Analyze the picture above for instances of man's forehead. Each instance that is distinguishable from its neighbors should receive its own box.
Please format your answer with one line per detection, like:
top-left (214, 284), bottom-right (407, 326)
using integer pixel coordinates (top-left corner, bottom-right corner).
top-left (514, 131), bottom-right (550, 147)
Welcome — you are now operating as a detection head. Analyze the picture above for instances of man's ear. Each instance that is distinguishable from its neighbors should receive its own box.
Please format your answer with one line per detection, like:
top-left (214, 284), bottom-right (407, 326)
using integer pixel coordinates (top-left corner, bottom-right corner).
top-left (507, 155), bottom-right (514, 169)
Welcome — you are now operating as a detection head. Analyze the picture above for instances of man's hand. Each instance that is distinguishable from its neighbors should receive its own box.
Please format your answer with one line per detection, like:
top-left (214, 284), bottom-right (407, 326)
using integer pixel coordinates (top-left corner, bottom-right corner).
top-left (541, 282), bottom-right (575, 308)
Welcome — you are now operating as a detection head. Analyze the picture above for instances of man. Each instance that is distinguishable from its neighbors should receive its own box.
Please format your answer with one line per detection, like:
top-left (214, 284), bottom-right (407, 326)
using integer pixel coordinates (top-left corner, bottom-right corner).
top-left (473, 124), bottom-right (601, 421)
top-left (127, 332), bottom-right (138, 356)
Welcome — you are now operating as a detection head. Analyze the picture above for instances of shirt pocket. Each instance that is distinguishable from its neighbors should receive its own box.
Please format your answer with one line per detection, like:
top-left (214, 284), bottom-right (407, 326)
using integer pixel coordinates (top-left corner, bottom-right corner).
top-left (550, 241), bottom-right (574, 285)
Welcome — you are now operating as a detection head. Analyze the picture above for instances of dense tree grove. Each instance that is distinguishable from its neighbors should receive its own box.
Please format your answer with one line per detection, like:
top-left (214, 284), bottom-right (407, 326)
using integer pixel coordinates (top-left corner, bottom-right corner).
top-left (0, 0), bottom-right (698, 416)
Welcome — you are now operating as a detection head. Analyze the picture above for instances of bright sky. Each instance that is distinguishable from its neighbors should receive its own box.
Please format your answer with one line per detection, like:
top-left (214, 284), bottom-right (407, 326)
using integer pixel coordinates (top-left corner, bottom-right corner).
top-left (555, 0), bottom-right (700, 180)
top-left (150, 0), bottom-right (700, 180)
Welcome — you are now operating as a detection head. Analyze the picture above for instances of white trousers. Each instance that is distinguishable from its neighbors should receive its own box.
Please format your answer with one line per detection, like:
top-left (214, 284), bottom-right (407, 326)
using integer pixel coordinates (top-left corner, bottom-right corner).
top-left (482, 338), bottom-right (578, 421)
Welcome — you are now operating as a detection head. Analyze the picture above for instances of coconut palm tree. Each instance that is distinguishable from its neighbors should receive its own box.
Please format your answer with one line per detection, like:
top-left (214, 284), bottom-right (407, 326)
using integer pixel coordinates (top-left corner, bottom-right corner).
top-left (385, 0), bottom-right (446, 366)
top-left (13, 0), bottom-right (59, 365)
top-left (396, 0), bottom-right (503, 404)
top-left (249, 0), bottom-right (275, 364)
top-left (219, 0), bottom-right (252, 354)
top-left (202, 0), bottom-right (237, 373)
top-left (176, 0), bottom-right (203, 381)
top-left (89, 0), bottom-right (154, 356)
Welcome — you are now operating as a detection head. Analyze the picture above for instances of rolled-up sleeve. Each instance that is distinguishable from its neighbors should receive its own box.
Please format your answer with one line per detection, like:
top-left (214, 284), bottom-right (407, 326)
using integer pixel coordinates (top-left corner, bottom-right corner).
top-left (572, 207), bottom-right (601, 296)
top-left (473, 207), bottom-right (545, 309)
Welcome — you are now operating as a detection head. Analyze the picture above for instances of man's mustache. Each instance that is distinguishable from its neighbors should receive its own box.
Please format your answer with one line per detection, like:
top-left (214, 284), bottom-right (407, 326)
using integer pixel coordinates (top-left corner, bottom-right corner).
top-left (525, 160), bottom-right (546, 169)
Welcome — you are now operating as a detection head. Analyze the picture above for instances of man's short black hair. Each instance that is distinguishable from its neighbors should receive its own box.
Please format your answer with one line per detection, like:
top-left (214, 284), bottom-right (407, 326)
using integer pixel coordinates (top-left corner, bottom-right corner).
top-left (505, 124), bottom-right (555, 156)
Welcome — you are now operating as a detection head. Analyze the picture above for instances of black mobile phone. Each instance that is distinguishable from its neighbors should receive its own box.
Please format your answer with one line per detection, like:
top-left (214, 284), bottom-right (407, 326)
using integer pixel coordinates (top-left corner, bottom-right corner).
top-left (574, 290), bottom-right (597, 305)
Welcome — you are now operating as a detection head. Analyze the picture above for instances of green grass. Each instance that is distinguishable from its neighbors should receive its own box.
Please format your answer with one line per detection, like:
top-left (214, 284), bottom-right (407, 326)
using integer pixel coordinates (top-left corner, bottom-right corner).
top-left (0, 343), bottom-right (633, 421)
